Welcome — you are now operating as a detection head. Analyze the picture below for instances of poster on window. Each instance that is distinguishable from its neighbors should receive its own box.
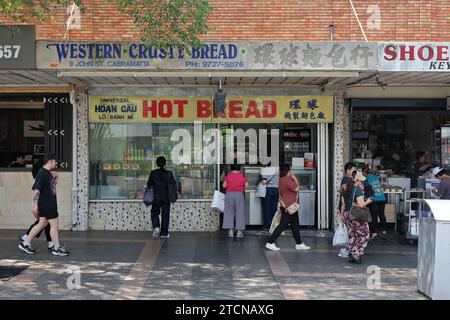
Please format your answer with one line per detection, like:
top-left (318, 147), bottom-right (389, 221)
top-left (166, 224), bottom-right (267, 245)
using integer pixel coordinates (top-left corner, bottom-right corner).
top-left (24, 121), bottom-right (45, 137)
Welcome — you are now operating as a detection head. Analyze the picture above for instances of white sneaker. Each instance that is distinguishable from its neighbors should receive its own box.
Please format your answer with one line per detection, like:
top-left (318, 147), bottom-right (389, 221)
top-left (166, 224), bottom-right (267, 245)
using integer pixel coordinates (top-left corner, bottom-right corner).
top-left (227, 230), bottom-right (234, 238)
top-left (295, 243), bottom-right (311, 250)
top-left (338, 248), bottom-right (349, 258)
top-left (265, 243), bottom-right (280, 251)
top-left (152, 227), bottom-right (160, 238)
top-left (236, 230), bottom-right (244, 238)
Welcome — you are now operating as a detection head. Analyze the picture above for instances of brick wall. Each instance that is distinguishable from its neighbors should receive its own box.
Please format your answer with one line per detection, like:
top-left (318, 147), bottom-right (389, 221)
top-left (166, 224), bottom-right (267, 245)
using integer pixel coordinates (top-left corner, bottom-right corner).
top-left (1, 0), bottom-right (450, 41)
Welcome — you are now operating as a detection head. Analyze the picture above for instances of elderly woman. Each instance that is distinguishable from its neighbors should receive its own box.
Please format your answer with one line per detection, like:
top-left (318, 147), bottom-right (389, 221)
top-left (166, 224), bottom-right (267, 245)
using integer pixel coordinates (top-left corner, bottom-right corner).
top-left (222, 164), bottom-right (249, 238)
top-left (340, 171), bottom-right (373, 263)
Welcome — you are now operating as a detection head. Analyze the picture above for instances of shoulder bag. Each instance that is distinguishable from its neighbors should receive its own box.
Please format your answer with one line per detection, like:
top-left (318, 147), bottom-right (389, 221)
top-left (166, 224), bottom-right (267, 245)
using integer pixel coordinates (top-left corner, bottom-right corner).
top-left (349, 189), bottom-right (370, 222)
top-left (256, 172), bottom-right (277, 198)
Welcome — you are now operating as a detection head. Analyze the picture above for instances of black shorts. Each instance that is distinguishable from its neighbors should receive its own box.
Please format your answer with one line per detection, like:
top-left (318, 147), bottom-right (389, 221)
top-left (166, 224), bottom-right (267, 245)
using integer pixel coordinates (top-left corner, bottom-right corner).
top-left (39, 209), bottom-right (59, 220)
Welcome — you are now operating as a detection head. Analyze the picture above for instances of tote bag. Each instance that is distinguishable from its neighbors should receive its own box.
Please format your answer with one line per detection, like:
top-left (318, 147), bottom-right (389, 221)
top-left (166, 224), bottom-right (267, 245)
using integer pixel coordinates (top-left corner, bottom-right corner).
top-left (211, 190), bottom-right (225, 212)
top-left (256, 173), bottom-right (277, 198)
top-left (143, 186), bottom-right (154, 207)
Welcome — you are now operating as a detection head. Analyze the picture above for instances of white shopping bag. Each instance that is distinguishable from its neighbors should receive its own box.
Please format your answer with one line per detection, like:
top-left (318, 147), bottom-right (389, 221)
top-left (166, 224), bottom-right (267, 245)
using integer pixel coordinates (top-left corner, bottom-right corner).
top-left (211, 190), bottom-right (225, 213)
top-left (332, 223), bottom-right (349, 247)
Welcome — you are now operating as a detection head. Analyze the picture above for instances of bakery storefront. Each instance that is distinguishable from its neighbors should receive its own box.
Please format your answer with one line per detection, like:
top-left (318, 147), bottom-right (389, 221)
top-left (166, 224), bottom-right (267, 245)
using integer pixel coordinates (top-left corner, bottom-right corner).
top-left (35, 40), bottom-right (378, 231)
top-left (87, 94), bottom-right (333, 231)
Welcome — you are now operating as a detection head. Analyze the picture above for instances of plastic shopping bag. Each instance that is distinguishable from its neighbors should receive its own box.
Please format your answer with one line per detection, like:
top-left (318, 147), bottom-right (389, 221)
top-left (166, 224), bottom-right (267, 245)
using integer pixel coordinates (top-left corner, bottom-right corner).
top-left (211, 190), bottom-right (225, 213)
top-left (332, 223), bottom-right (349, 247)
top-left (269, 209), bottom-right (281, 234)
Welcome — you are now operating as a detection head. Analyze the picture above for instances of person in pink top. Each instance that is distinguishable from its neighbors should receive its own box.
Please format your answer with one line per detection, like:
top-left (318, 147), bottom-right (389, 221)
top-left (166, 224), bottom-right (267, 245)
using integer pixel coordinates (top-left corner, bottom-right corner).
top-left (265, 164), bottom-right (311, 251)
top-left (222, 164), bottom-right (249, 238)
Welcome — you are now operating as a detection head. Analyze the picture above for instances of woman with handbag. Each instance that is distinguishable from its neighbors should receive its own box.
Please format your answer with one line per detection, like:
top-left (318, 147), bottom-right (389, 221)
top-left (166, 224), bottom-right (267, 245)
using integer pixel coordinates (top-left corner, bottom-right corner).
top-left (265, 164), bottom-right (311, 251)
top-left (341, 173), bottom-right (373, 264)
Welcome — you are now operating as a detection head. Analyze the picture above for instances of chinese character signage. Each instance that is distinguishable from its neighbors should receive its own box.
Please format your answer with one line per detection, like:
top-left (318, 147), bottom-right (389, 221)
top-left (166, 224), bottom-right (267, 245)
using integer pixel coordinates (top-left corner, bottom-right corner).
top-left (89, 96), bottom-right (333, 124)
top-left (37, 41), bottom-right (377, 71)
top-left (379, 42), bottom-right (450, 71)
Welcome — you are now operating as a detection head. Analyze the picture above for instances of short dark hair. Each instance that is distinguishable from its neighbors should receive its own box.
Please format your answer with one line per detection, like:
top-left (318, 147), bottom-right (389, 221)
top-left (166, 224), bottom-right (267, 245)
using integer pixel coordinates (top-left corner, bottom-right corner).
top-left (230, 163), bottom-right (241, 171)
top-left (280, 164), bottom-right (291, 177)
top-left (436, 169), bottom-right (447, 177)
top-left (416, 151), bottom-right (426, 159)
top-left (15, 151), bottom-right (26, 159)
top-left (362, 165), bottom-right (372, 175)
top-left (344, 162), bottom-right (356, 172)
top-left (43, 154), bottom-right (58, 165)
top-left (156, 156), bottom-right (166, 168)
top-left (31, 158), bottom-right (45, 179)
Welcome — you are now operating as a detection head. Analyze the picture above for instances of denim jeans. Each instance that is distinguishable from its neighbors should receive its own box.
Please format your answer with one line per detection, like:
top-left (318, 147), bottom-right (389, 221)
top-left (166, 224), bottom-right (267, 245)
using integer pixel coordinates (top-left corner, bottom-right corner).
top-left (262, 187), bottom-right (279, 230)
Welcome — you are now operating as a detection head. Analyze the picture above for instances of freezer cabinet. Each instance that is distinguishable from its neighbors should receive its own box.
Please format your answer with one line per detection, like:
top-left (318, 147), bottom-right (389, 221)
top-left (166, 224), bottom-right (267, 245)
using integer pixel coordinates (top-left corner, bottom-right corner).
top-left (299, 190), bottom-right (315, 226)
top-left (245, 189), bottom-right (263, 225)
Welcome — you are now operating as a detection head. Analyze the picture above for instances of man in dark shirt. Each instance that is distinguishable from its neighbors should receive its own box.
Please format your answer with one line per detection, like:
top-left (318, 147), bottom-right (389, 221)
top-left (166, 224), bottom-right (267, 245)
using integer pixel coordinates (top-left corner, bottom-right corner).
top-left (8, 151), bottom-right (26, 168)
top-left (18, 154), bottom-right (69, 256)
top-left (147, 156), bottom-right (177, 239)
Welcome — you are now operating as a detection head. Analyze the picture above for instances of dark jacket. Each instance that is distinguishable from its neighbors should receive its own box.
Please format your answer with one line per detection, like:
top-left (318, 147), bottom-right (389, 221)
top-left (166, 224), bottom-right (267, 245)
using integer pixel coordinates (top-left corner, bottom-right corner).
top-left (147, 168), bottom-right (176, 202)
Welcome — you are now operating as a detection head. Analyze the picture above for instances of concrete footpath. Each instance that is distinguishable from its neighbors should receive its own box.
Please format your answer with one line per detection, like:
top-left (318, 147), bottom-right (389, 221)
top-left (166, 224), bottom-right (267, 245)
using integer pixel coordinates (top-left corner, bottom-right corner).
top-left (0, 229), bottom-right (426, 300)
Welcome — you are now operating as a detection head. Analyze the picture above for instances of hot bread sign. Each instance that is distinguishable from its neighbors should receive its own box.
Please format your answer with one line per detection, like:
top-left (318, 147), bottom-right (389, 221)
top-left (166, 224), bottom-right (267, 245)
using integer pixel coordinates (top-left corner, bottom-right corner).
top-left (379, 42), bottom-right (450, 71)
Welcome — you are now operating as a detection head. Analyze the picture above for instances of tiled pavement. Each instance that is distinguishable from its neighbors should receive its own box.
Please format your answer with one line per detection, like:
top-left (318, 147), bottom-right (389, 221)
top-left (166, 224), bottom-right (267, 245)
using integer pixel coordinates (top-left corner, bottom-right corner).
top-left (0, 229), bottom-right (427, 300)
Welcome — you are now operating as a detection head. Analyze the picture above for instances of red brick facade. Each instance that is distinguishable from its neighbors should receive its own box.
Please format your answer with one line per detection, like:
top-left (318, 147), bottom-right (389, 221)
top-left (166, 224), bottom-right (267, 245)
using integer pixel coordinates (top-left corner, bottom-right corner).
top-left (1, 0), bottom-right (450, 41)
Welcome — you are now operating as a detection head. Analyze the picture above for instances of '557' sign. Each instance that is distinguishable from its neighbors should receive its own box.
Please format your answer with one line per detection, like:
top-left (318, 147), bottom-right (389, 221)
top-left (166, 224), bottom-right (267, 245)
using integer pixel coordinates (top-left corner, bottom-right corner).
top-left (0, 25), bottom-right (35, 69)
top-left (0, 45), bottom-right (21, 60)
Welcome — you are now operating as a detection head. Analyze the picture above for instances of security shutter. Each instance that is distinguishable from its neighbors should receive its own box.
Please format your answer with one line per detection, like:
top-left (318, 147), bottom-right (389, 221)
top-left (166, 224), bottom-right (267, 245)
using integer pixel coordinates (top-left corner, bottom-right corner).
top-left (44, 94), bottom-right (71, 169)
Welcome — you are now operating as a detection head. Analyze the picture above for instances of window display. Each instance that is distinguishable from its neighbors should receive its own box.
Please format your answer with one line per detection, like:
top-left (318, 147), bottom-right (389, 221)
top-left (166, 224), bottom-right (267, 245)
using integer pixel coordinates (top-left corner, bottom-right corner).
top-left (89, 123), bottom-right (215, 200)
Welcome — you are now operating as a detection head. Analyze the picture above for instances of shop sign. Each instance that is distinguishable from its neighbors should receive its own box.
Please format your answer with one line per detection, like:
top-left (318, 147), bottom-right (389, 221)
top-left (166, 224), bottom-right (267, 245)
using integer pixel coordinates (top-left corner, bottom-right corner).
top-left (37, 41), bottom-right (377, 71)
top-left (89, 96), bottom-right (333, 124)
top-left (379, 42), bottom-right (450, 71)
top-left (0, 25), bottom-right (36, 69)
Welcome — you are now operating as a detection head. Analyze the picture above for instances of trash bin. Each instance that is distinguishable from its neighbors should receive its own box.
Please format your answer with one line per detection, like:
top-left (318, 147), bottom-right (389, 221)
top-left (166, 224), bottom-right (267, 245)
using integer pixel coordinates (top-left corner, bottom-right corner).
top-left (417, 199), bottom-right (450, 300)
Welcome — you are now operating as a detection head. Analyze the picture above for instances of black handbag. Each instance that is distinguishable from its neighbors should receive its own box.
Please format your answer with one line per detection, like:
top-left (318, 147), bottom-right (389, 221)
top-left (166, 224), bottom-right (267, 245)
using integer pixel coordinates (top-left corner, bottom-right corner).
top-left (349, 189), bottom-right (370, 222)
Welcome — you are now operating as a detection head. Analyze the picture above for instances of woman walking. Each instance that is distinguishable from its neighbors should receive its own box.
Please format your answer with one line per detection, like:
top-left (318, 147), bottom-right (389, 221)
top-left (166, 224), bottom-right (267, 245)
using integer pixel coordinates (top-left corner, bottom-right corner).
top-left (222, 164), bottom-right (249, 238)
top-left (362, 165), bottom-right (387, 240)
top-left (340, 173), bottom-right (372, 263)
top-left (265, 164), bottom-right (310, 251)
top-left (147, 156), bottom-right (177, 239)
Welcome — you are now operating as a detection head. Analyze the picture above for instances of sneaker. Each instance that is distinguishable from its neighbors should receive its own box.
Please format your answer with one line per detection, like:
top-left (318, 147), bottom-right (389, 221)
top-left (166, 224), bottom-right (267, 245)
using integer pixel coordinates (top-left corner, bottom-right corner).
top-left (160, 234), bottom-right (170, 239)
top-left (152, 227), bottom-right (160, 239)
top-left (18, 243), bottom-right (35, 255)
top-left (295, 243), bottom-right (311, 250)
top-left (52, 246), bottom-right (69, 256)
top-left (265, 243), bottom-right (280, 251)
top-left (236, 230), bottom-right (244, 238)
top-left (338, 248), bottom-right (349, 258)
top-left (48, 245), bottom-right (55, 253)
top-left (227, 230), bottom-right (234, 238)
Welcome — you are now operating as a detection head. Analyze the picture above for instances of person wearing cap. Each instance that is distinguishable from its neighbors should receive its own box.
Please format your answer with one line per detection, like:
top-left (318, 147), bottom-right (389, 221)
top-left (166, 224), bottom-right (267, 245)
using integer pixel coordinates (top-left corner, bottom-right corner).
top-left (432, 167), bottom-right (450, 200)
top-left (18, 154), bottom-right (69, 256)
top-left (340, 170), bottom-right (372, 264)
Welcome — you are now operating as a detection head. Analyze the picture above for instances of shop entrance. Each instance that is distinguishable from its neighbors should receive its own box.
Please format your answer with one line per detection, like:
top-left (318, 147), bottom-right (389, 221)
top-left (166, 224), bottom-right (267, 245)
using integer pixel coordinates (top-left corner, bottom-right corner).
top-left (350, 98), bottom-right (450, 235)
top-left (218, 123), bottom-right (319, 229)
